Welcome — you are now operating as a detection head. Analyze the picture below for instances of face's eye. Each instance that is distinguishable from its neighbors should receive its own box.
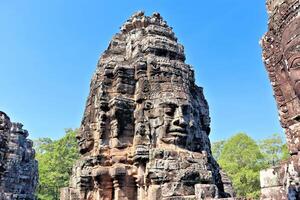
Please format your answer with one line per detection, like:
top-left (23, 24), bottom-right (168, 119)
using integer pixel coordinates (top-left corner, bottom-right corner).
top-left (182, 105), bottom-right (191, 115)
top-left (165, 107), bottom-right (175, 116)
top-left (290, 57), bottom-right (300, 70)
top-left (160, 103), bottom-right (176, 116)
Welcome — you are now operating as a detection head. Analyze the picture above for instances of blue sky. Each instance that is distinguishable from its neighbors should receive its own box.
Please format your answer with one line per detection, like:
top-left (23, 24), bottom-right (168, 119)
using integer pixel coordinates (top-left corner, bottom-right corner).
top-left (0, 0), bottom-right (283, 142)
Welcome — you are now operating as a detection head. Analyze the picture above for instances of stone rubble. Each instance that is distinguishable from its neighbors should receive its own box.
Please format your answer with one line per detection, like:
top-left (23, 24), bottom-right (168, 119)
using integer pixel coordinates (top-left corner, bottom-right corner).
top-left (61, 11), bottom-right (235, 200)
top-left (260, 0), bottom-right (300, 199)
top-left (0, 111), bottom-right (38, 200)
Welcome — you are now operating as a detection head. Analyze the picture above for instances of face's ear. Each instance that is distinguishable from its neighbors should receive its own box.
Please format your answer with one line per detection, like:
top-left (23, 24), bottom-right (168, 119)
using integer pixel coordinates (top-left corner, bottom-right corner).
top-left (277, 60), bottom-right (290, 83)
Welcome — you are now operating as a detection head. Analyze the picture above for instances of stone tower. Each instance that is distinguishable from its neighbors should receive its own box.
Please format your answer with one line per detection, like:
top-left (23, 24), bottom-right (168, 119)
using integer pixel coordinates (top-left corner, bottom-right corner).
top-left (0, 111), bottom-right (38, 200)
top-left (61, 12), bottom-right (234, 200)
top-left (260, 0), bottom-right (300, 199)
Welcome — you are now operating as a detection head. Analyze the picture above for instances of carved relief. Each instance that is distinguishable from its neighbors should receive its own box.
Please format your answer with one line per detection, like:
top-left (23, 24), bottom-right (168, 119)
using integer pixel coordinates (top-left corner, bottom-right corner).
top-left (0, 111), bottom-right (38, 200)
top-left (282, 18), bottom-right (300, 101)
top-left (61, 12), bottom-right (234, 200)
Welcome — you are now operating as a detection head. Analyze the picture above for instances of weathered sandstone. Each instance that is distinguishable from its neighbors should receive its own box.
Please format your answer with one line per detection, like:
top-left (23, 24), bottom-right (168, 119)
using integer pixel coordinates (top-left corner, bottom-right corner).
top-left (61, 11), bottom-right (235, 200)
top-left (0, 111), bottom-right (38, 200)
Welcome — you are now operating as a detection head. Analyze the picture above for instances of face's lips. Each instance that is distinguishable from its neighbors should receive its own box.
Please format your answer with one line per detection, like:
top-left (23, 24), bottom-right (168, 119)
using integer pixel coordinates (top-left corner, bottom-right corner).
top-left (169, 128), bottom-right (186, 132)
top-left (168, 127), bottom-right (187, 137)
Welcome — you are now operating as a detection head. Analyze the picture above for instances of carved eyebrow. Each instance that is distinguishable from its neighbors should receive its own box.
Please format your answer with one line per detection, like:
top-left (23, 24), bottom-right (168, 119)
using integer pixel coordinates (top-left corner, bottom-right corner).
top-left (159, 102), bottom-right (177, 107)
top-left (285, 44), bottom-right (300, 56)
top-left (290, 57), bottom-right (300, 68)
top-left (182, 104), bottom-right (191, 110)
top-left (181, 104), bottom-right (192, 112)
top-left (285, 34), bottom-right (300, 46)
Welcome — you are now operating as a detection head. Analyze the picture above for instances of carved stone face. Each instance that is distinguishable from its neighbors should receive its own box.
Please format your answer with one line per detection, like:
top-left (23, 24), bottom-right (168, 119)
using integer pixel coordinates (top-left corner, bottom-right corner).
top-left (152, 98), bottom-right (195, 145)
top-left (76, 126), bottom-right (94, 154)
top-left (282, 17), bottom-right (300, 99)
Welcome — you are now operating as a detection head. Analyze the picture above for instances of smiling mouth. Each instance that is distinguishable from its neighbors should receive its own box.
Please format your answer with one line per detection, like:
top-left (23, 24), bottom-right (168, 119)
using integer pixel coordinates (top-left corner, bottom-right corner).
top-left (168, 128), bottom-right (187, 137)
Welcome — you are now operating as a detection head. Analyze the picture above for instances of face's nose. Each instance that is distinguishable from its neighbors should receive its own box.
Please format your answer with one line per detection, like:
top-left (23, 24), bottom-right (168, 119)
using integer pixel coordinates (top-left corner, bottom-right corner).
top-left (172, 107), bottom-right (187, 128)
top-left (172, 117), bottom-right (187, 128)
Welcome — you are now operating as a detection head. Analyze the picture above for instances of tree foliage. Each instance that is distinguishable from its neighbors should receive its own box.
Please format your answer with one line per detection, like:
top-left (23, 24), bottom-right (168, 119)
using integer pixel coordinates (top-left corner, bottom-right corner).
top-left (34, 129), bottom-right (80, 200)
top-left (212, 132), bottom-right (289, 199)
top-left (281, 143), bottom-right (290, 161)
top-left (258, 133), bottom-right (289, 166)
top-left (35, 129), bottom-right (289, 199)
top-left (211, 140), bottom-right (225, 161)
top-left (218, 133), bottom-right (265, 198)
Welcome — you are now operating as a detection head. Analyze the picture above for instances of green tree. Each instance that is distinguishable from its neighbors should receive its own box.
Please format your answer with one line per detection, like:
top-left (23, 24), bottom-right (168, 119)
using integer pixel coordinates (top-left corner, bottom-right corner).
top-left (34, 137), bottom-right (54, 154)
top-left (34, 129), bottom-right (80, 200)
top-left (218, 133), bottom-right (266, 199)
top-left (259, 133), bottom-right (289, 167)
top-left (281, 143), bottom-right (290, 161)
top-left (212, 140), bottom-right (225, 161)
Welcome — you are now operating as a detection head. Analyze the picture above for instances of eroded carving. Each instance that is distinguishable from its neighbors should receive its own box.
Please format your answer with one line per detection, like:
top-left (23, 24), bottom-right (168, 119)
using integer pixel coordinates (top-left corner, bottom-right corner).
top-left (61, 12), bottom-right (234, 200)
top-left (0, 111), bottom-right (38, 200)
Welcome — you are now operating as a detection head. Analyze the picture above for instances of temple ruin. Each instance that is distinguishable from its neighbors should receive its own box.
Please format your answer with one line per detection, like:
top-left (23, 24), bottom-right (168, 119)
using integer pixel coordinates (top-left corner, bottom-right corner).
top-left (61, 12), bottom-right (235, 200)
top-left (260, 0), bottom-right (300, 199)
top-left (0, 111), bottom-right (38, 200)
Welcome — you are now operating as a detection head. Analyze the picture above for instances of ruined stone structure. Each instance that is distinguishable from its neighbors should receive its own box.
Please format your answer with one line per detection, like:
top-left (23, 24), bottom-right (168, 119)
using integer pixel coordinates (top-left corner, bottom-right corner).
top-left (0, 111), bottom-right (38, 200)
top-left (260, 0), bottom-right (300, 199)
top-left (61, 12), bottom-right (235, 200)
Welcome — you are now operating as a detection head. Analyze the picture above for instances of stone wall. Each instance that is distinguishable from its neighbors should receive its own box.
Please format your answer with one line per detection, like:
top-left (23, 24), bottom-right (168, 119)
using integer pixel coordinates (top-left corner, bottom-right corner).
top-left (260, 0), bottom-right (300, 199)
top-left (61, 11), bottom-right (235, 200)
top-left (0, 111), bottom-right (38, 200)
